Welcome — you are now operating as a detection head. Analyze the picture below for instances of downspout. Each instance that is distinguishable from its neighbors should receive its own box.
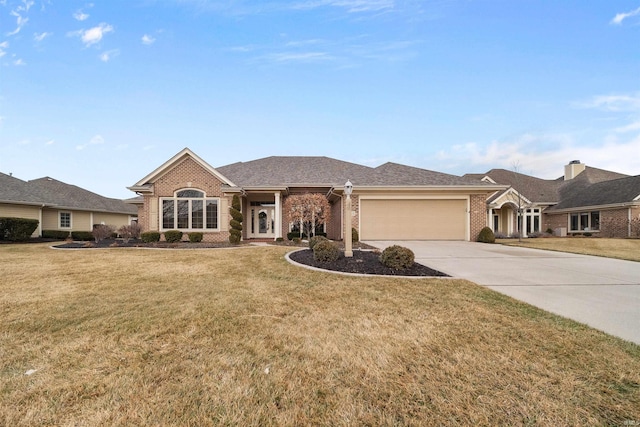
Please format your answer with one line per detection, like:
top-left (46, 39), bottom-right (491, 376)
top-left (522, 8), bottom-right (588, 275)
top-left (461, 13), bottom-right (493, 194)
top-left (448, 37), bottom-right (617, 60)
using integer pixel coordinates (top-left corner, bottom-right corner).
top-left (629, 207), bottom-right (632, 238)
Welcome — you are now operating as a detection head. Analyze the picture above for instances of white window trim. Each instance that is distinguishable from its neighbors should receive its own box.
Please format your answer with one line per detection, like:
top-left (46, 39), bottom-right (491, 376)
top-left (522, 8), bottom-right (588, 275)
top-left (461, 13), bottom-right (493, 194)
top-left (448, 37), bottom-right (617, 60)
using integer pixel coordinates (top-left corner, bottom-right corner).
top-left (159, 190), bottom-right (220, 232)
top-left (59, 211), bottom-right (72, 229)
top-left (568, 210), bottom-right (600, 232)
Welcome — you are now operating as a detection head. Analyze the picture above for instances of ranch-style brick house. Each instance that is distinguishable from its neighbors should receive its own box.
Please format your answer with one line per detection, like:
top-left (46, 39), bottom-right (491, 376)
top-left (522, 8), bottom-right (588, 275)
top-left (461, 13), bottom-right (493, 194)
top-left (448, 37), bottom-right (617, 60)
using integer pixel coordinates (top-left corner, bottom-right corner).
top-left (467, 160), bottom-right (640, 238)
top-left (128, 148), bottom-right (506, 242)
top-left (0, 172), bottom-right (138, 238)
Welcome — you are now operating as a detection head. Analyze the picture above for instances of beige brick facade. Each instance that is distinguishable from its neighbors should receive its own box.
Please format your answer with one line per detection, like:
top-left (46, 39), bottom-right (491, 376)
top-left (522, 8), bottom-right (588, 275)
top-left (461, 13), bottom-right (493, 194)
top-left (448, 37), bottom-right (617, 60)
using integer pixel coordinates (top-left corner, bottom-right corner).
top-left (140, 157), bottom-right (232, 242)
top-left (469, 194), bottom-right (488, 241)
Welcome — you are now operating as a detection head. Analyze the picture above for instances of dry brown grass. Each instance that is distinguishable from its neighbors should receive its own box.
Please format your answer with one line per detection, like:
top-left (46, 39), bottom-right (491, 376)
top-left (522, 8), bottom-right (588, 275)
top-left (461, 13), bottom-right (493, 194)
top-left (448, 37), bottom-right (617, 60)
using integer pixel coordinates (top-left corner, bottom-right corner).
top-left (499, 237), bottom-right (640, 262)
top-left (1, 243), bottom-right (639, 426)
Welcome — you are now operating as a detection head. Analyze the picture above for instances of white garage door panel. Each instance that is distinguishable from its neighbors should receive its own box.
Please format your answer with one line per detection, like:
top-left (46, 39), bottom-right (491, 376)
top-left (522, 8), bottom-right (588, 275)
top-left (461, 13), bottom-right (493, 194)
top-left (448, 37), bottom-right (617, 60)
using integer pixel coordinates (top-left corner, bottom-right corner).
top-left (360, 199), bottom-right (466, 240)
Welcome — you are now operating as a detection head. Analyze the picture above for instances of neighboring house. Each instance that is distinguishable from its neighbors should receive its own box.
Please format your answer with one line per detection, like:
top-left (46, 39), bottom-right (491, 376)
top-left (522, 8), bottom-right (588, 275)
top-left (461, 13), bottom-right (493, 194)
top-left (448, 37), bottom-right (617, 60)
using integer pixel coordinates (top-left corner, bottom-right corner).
top-left (128, 148), bottom-right (506, 242)
top-left (0, 172), bottom-right (138, 237)
top-left (466, 161), bottom-right (640, 238)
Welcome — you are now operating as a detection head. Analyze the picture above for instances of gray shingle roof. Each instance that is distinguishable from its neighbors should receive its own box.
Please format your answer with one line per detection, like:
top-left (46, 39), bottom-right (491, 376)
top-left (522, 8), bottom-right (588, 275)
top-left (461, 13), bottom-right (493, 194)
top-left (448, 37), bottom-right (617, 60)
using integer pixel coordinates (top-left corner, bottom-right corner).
top-left (0, 172), bottom-right (46, 205)
top-left (217, 156), bottom-right (490, 187)
top-left (466, 166), bottom-right (630, 205)
top-left (26, 177), bottom-right (137, 214)
top-left (548, 175), bottom-right (640, 211)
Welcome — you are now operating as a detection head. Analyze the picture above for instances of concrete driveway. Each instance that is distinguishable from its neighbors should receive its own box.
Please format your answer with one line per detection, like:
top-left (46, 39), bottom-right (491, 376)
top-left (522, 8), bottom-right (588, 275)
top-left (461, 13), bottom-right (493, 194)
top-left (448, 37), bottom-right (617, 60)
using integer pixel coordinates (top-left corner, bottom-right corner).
top-left (365, 241), bottom-right (640, 345)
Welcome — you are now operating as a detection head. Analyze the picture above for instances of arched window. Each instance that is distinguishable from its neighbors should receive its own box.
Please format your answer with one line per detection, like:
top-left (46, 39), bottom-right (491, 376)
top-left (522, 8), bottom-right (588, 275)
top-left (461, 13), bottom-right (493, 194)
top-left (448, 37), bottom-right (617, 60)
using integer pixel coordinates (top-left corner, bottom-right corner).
top-left (160, 189), bottom-right (219, 231)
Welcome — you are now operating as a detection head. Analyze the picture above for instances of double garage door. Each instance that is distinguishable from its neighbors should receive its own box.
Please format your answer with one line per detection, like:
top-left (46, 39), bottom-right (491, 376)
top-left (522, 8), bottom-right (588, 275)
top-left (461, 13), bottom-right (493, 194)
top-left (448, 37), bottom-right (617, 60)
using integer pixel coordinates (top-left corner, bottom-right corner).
top-left (360, 199), bottom-right (467, 240)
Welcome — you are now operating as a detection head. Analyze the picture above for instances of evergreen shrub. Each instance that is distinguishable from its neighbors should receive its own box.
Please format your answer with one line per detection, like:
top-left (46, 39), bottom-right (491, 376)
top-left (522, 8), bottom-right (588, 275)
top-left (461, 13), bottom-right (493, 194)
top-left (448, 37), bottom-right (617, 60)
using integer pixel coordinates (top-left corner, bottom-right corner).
top-left (141, 231), bottom-right (161, 243)
top-left (164, 230), bottom-right (183, 243)
top-left (313, 240), bottom-right (340, 262)
top-left (379, 245), bottom-right (415, 270)
top-left (477, 226), bottom-right (496, 243)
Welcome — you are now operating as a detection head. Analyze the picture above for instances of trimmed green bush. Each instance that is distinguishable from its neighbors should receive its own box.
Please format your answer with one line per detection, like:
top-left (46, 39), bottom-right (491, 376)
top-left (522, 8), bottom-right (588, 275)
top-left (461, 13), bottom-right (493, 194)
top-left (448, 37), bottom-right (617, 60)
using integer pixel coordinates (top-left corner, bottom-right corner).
top-left (379, 245), bottom-right (415, 270)
top-left (189, 232), bottom-right (203, 243)
top-left (313, 240), bottom-right (341, 263)
top-left (477, 226), bottom-right (496, 243)
top-left (141, 231), bottom-right (161, 243)
top-left (71, 231), bottom-right (93, 241)
top-left (309, 235), bottom-right (328, 250)
top-left (229, 229), bottom-right (241, 245)
top-left (42, 230), bottom-right (70, 240)
top-left (229, 194), bottom-right (243, 244)
top-left (0, 217), bottom-right (39, 241)
top-left (164, 230), bottom-right (183, 243)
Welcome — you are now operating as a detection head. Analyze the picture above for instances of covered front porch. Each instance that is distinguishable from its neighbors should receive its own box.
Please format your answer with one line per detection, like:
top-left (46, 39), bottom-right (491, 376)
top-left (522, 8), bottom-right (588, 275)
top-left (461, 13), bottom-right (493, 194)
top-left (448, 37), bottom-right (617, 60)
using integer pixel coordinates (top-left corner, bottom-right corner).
top-left (488, 202), bottom-right (542, 237)
top-left (240, 188), bottom-right (344, 241)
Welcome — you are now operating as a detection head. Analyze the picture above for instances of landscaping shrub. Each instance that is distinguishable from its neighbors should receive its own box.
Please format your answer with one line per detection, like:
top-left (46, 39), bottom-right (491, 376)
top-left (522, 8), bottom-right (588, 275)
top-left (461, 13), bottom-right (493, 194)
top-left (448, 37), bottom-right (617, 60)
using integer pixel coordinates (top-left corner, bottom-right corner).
top-left (379, 245), bottom-right (415, 270)
top-left (118, 223), bottom-right (142, 243)
top-left (477, 226), bottom-right (496, 243)
top-left (229, 194), bottom-right (243, 244)
top-left (164, 230), bottom-right (183, 243)
top-left (352, 227), bottom-right (359, 243)
top-left (42, 230), bottom-right (70, 240)
top-left (141, 231), bottom-right (161, 243)
top-left (309, 235), bottom-right (328, 250)
top-left (189, 232), bottom-right (203, 243)
top-left (72, 231), bottom-right (94, 241)
top-left (0, 217), bottom-right (39, 241)
top-left (92, 224), bottom-right (114, 243)
top-left (287, 231), bottom-right (306, 241)
top-left (313, 240), bottom-right (341, 263)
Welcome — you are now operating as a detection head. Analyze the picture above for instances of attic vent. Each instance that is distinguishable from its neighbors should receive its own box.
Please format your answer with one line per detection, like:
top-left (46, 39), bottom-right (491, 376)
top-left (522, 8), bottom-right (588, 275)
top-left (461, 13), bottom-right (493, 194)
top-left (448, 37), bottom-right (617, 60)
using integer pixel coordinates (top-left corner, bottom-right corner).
top-left (569, 160), bottom-right (581, 164)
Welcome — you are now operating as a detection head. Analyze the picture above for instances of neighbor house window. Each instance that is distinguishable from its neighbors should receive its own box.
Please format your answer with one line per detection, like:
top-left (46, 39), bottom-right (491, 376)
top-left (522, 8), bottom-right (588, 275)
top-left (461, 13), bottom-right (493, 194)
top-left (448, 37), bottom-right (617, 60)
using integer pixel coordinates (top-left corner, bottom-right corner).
top-left (570, 211), bottom-right (600, 231)
top-left (161, 189), bottom-right (219, 231)
top-left (59, 212), bottom-right (71, 229)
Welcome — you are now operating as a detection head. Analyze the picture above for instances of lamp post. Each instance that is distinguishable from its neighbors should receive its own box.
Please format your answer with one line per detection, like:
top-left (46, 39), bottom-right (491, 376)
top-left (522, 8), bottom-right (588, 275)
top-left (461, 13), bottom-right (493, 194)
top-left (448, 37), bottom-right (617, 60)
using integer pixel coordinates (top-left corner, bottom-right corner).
top-left (344, 180), bottom-right (353, 257)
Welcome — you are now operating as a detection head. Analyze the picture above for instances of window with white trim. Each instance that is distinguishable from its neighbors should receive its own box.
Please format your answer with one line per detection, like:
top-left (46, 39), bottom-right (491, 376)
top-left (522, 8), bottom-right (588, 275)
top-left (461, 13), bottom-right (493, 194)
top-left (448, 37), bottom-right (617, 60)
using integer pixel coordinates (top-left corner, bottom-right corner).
top-left (570, 211), bottom-right (599, 231)
top-left (160, 189), bottom-right (219, 231)
top-left (59, 212), bottom-right (71, 229)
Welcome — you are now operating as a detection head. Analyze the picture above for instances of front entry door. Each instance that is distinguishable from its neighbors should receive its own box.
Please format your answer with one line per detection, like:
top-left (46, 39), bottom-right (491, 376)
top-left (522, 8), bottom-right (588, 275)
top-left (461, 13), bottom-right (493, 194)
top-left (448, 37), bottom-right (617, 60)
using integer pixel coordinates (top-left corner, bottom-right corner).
top-left (250, 205), bottom-right (275, 238)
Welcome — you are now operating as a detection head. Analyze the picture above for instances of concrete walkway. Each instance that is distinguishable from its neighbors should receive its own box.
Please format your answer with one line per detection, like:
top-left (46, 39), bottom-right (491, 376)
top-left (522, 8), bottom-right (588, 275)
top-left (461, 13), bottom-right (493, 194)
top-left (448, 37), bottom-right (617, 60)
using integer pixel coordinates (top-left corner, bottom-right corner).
top-left (365, 241), bottom-right (640, 345)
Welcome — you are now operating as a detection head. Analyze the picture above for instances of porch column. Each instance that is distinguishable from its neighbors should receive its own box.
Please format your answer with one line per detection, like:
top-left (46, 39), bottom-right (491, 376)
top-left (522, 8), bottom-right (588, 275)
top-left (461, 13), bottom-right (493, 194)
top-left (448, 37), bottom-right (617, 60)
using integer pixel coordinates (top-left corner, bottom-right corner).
top-left (274, 192), bottom-right (282, 240)
top-left (488, 208), bottom-right (493, 230)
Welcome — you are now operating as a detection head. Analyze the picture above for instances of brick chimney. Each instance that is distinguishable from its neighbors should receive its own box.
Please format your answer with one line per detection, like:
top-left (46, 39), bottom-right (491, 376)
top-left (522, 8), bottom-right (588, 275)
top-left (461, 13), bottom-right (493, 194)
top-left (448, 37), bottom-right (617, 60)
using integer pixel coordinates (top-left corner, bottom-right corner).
top-left (564, 160), bottom-right (586, 180)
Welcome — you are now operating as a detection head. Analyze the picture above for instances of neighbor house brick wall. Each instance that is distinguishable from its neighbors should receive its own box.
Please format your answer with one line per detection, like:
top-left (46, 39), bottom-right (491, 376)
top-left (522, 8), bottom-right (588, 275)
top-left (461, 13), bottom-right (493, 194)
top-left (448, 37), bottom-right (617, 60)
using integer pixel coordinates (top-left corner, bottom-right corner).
top-left (600, 208), bottom-right (635, 238)
top-left (543, 212), bottom-right (567, 235)
top-left (144, 157), bottom-right (231, 242)
top-left (469, 194), bottom-right (487, 241)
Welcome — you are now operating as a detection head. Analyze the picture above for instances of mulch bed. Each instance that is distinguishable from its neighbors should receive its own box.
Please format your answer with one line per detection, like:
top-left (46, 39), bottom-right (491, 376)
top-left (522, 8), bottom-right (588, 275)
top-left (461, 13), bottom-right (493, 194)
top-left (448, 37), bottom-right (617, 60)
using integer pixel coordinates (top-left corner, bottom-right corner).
top-left (288, 249), bottom-right (449, 277)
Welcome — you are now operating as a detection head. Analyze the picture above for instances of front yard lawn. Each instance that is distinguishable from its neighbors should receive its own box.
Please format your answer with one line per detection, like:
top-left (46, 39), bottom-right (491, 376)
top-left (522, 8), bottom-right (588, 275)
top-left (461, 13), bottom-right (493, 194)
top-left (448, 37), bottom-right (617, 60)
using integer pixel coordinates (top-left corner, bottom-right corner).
top-left (1, 244), bottom-right (639, 426)
top-left (499, 237), bottom-right (640, 262)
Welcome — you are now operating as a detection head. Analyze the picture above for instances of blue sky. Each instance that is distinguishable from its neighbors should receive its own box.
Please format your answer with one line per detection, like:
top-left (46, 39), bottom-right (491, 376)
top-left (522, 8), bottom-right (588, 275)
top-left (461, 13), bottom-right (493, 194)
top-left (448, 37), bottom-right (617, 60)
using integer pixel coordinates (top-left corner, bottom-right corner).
top-left (1, 0), bottom-right (639, 199)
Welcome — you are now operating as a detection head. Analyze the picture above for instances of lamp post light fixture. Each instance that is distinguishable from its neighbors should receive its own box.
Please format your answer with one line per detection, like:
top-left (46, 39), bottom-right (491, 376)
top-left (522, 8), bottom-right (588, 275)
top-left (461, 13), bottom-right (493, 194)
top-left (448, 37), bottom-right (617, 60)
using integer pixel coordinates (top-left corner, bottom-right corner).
top-left (344, 180), bottom-right (353, 257)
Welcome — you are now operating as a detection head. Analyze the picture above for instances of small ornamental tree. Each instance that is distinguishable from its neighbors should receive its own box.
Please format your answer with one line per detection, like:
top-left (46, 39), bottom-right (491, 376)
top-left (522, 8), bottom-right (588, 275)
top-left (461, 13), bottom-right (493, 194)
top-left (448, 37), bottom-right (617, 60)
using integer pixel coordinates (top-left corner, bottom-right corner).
top-left (229, 194), bottom-right (243, 244)
top-left (284, 193), bottom-right (331, 238)
top-left (92, 224), bottom-right (114, 243)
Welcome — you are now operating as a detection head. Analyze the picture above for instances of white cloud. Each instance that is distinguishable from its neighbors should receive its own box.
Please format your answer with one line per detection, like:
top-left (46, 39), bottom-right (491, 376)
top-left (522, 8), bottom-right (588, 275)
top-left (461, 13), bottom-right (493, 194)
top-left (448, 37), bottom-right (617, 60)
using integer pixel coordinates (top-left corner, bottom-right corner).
top-left (72, 23), bottom-right (114, 47)
top-left (0, 41), bottom-right (8, 57)
top-left (76, 134), bottom-right (105, 150)
top-left (611, 6), bottom-right (640, 25)
top-left (45, 139), bottom-right (54, 145)
top-left (264, 51), bottom-right (334, 63)
top-left (292, 0), bottom-right (394, 13)
top-left (7, 10), bottom-right (28, 36)
top-left (34, 31), bottom-right (52, 42)
top-left (13, 58), bottom-right (25, 65)
top-left (141, 34), bottom-right (156, 45)
top-left (99, 49), bottom-right (119, 62)
top-left (435, 131), bottom-right (640, 179)
top-left (73, 10), bottom-right (90, 21)
top-left (576, 93), bottom-right (640, 112)
top-left (614, 120), bottom-right (640, 133)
